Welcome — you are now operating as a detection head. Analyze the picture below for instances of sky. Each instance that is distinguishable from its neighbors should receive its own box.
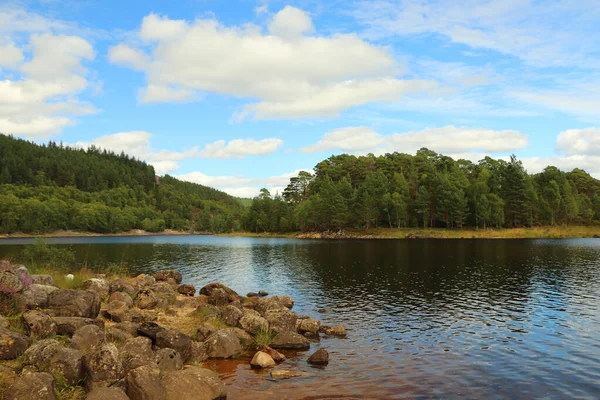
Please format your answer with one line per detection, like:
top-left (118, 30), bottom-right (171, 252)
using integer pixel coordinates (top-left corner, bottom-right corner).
top-left (1, 0), bottom-right (599, 197)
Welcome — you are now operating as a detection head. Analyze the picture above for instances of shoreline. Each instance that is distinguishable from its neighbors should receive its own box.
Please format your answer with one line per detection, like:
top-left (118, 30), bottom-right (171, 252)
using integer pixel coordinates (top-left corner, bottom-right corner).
top-left (1, 226), bottom-right (600, 240)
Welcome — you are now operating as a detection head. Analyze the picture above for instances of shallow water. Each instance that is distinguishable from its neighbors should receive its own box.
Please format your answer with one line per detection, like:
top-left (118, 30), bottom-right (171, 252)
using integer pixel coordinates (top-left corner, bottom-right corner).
top-left (1, 236), bottom-right (599, 399)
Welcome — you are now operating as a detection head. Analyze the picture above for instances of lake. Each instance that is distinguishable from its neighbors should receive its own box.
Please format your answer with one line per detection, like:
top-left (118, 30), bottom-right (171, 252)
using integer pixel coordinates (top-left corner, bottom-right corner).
top-left (1, 236), bottom-right (599, 399)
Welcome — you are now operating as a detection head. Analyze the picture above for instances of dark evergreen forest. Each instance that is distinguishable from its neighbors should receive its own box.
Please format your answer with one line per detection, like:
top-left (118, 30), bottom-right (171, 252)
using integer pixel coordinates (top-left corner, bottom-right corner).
top-left (244, 149), bottom-right (600, 232)
top-left (0, 134), bottom-right (245, 234)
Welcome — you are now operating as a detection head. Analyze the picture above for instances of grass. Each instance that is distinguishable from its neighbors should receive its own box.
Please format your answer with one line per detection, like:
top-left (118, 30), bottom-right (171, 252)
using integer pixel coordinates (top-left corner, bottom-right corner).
top-left (251, 328), bottom-right (275, 349)
top-left (54, 377), bottom-right (86, 400)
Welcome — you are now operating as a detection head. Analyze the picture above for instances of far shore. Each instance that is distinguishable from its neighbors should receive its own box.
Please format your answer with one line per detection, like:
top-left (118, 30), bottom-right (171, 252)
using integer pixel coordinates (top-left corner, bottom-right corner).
top-left (2, 226), bottom-right (600, 240)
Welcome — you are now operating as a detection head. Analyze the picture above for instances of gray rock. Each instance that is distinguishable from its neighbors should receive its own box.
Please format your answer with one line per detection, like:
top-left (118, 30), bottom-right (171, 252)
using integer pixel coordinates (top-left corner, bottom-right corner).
top-left (155, 329), bottom-right (193, 363)
top-left (71, 324), bottom-right (105, 353)
top-left (126, 364), bottom-right (167, 400)
top-left (45, 289), bottom-right (101, 318)
top-left (82, 278), bottom-right (110, 301)
top-left (195, 322), bottom-right (218, 342)
top-left (108, 291), bottom-right (133, 307)
top-left (204, 329), bottom-right (242, 359)
top-left (23, 310), bottom-right (57, 339)
top-left (86, 387), bottom-right (130, 400)
top-left (265, 308), bottom-right (297, 334)
top-left (3, 372), bottom-right (56, 400)
top-left (162, 366), bottom-right (226, 400)
top-left (270, 331), bottom-right (310, 351)
top-left (105, 327), bottom-right (133, 344)
top-left (189, 341), bottom-right (208, 363)
top-left (18, 284), bottom-right (58, 309)
top-left (199, 282), bottom-right (238, 297)
top-left (103, 300), bottom-right (130, 322)
top-left (258, 290), bottom-right (268, 297)
top-left (52, 316), bottom-right (104, 336)
top-left (137, 322), bottom-right (165, 342)
top-left (155, 348), bottom-right (183, 373)
top-left (154, 270), bottom-right (182, 284)
top-left (0, 270), bottom-right (24, 294)
top-left (297, 318), bottom-right (320, 336)
top-left (177, 284), bottom-right (196, 297)
top-left (207, 288), bottom-right (229, 306)
top-left (0, 328), bottom-right (31, 360)
top-left (231, 328), bottom-right (253, 348)
top-left (219, 305), bottom-right (243, 327)
top-left (255, 298), bottom-right (286, 316)
top-left (23, 339), bottom-right (63, 367)
top-left (30, 274), bottom-right (55, 286)
top-left (134, 289), bottom-right (159, 310)
top-left (238, 309), bottom-right (268, 333)
top-left (48, 347), bottom-right (84, 386)
top-left (119, 336), bottom-right (154, 373)
top-left (83, 343), bottom-right (123, 391)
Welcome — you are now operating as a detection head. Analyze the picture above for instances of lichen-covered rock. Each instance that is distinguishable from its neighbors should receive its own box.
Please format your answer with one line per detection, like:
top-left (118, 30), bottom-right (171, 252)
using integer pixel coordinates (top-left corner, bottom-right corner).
top-left (199, 282), bottom-right (238, 297)
top-left (154, 270), bottom-right (183, 284)
top-left (82, 278), bottom-right (110, 300)
top-left (0, 328), bottom-right (31, 360)
top-left (137, 322), bottom-right (165, 342)
top-left (134, 289), bottom-right (159, 310)
top-left (155, 328), bottom-right (193, 363)
top-left (155, 348), bottom-right (183, 373)
top-left (195, 322), bottom-right (218, 342)
top-left (0, 270), bottom-right (24, 294)
top-left (108, 291), bottom-right (133, 307)
top-left (205, 329), bottom-right (242, 359)
top-left (52, 316), bottom-right (104, 336)
top-left (105, 326), bottom-right (133, 344)
top-left (109, 278), bottom-right (136, 297)
top-left (250, 351), bottom-right (275, 369)
top-left (22, 340), bottom-right (84, 386)
top-left (162, 366), bottom-right (227, 400)
top-left (239, 309), bottom-right (268, 333)
top-left (207, 288), bottom-right (229, 306)
top-left (103, 300), bottom-right (130, 322)
top-left (307, 348), bottom-right (329, 365)
top-left (130, 274), bottom-right (156, 291)
top-left (3, 372), bottom-right (56, 400)
top-left (255, 297), bottom-right (286, 316)
top-left (150, 282), bottom-right (177, 305)
top-left (30, 274), bottom-right (55, 286)
top-left (119, 336), bottom-right (154, 373)
top-left (23, 310), bottom-right (57, 339)
top-left (17, 284), bottom-right (58, 309)
top-left (177, 284), bottom-right (196, 297)
top-left (126, 364), bottom-right (167, 400)
top-left (71, 324), bottom-right (105, 353)
top-left (86, 387), bottom-right (130, 400)
top-left (265, 308), bottom-right (297, 334)
top-left (189, 341), bottom-right (208, 363)
top-left (232, 328), bottom-right (253, 348)
top-left (83, 343), bottom-right (123, 391)
top-left (45, 289), bottom-right (100, 318)
top-left (271, 295), bottom-right (294, 309)
top-left (219, 304), bottom-right (243, 327)
top-left (270, 331), bottom-right (310, 351)
top-left (22, 339), bottom-right (62, 366)
top-left (296, 318), bottom-right (321, 336)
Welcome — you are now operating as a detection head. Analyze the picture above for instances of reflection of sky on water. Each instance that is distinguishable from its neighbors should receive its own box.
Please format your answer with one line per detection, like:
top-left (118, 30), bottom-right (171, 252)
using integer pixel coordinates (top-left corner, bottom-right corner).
top-left (1, 236), bottom-right (599, 398)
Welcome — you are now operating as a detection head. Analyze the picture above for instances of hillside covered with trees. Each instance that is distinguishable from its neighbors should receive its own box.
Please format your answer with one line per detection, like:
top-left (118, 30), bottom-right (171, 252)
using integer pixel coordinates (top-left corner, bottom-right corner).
top-left (245, 149), bottom-right (600, 232)
top-left (0, 134), bottom-right (245, 234)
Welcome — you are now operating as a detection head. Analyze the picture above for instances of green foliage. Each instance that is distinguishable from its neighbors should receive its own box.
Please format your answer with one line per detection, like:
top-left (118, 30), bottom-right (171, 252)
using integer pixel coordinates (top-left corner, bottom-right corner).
top-left (21, 238), bottom-right (75, 267)
top-left (251, 328), bottom-right (276, 348)
top-left (245, 149), bottom-right (600, 231)
top-left (0, 134), bottom-right (244, 234)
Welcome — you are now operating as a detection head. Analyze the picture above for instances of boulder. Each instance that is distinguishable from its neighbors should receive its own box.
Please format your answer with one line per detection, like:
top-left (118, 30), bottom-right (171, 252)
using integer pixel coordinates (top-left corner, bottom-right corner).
top-left (204, 329), bottom-right (242, 359)
top-left (250, 351), bottom-right (276, 369)
top-left (130, 274), bottom-right (156, 291)
top-left (189, 341), bottom-right (208, 363)
top-left (177, 284), bottom-right (196, 297)
top-left (271, 295), bottom-right (294, 309)
top-left (270, 369), bottom-right (306, 380)
top-left (162, 366), bottom-right (226, 400)
top-left (82, 278), bottom-right (110, 300)
top-left (3, 372), bottom-right (56, 400)
top-left (71, 324), bottom-right (105, 353)
top-left (47, 347), bottom-right (84, 386)
top-left (0, 365), bottom-right (17, 392)
top-left (207, 288), bottom-right (229, 306)
top-left (155, 348), bottom-right (183, 373)
top-left (105, 327), bottom-right (133, 344)
top-left (265, 308), bottom-right (297, 334)
top-left (199, 282), bottom-right (238, 297)
top-left (113, 321), bottom-right (140, 337)
top-left (195, 322), bottom-right (218, 342)
top-left (108, 291), bottom-right (133, 307)
top-left (83, 343), bottom-right (123, 391)
top-left (154, 270), bottom-right (182, 284)
top-left (23, 310), bottom-right (57, 339)
top-left (296, 318), bottom-right (320, 336)
top-left (231, 328), bottom-right (253, 348)
top-left (0, 259), bottom-right (10, 271)
top-left (119, 336), bottom-right (154, 373)
top-left (30, 274), bottom-right (55, 286)
top-left (238, 309), bottom-right (268, 333)
top-left (261, 346), bottom-right (285, 362)
top-left (52, 316), bottom-right (104, 336)
top-left (255, 298), bottom-right (286, 316)
top-left (246, 292), bottom-right (259, 298)
top-left (258, 290), bottom-right (268, 297)
top-left (0, 270), bottom-right (24, 294)
top-left (109, 279), bottom-right (136, 297)
top-left (320, 325), bottom-right (347, 337)
top-left (137, 322), bottom-right (165, 342)
top-left (270, 331), bottom-right (310, 351)
top-left (155, 329), bottom-right (193, 363)
top-left (134, 289), bottom-right (159, 310)
top-left (0, 328), bottom-right (31, 360)
top-left (45, 289), bottom-right (100, 318)
top-left (150, 282), bottom-right (177, 305)
top-left (307, 348), bottom-right (329, 365)
top-left (219, 305), bottom-right (243, 327)
top-left (23, 339), bottom-right (63, 367)
top-left (103, 300), bottom-right (130, 322)
top-left (86, 387), bottom-right (130, 400)
top-left (17, 284), bottom-right (58, 309)
top-left (126, 364), bottom-right (167, 400)
top-left (13, 265), bottom-right (33, 287)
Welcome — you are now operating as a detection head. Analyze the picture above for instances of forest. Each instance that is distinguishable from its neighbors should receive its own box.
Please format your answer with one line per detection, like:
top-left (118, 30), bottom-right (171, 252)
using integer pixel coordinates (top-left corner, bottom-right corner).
top-left (0, 134), bottom-right (245, 234)
top-left (244, 149), bottom-right (600, 232)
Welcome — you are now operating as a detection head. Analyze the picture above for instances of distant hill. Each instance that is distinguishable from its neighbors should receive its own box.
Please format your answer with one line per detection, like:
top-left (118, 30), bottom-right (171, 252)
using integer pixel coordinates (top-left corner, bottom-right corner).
top-left (0, 134), bottom-right (245, 234)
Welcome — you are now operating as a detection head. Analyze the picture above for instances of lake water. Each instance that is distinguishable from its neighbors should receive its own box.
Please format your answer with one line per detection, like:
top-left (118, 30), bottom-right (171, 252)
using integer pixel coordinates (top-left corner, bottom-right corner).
top-left (1, 236), bottom-right (599, 399)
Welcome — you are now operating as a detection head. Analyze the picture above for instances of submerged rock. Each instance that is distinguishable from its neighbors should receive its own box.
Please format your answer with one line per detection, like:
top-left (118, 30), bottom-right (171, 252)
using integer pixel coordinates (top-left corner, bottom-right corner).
top-left (270, 369), bottom-right (307, 380)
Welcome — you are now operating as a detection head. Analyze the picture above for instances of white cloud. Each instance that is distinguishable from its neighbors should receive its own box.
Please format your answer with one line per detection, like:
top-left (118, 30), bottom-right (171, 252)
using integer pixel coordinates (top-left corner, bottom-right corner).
top-left (175, 169), bottom-right (310, 198)
top-left (0, 42), bottom-right (23, 68)
top-left (139, 84), bottom-right (195, 103)
top-left (198, 138), bottom-right (284, 159)
top-left (301, 125), bottom-right (528, 155)
top-left (556, 128), bottom-right (600, 156)
top-left (300, 126), bottom-right (384, 153)
top-left (509, 89), bottom-right (600, 121)
top-left (109, 7), bottom-right (436, 119)
top-left (521, 155), bottom-right (600, 179)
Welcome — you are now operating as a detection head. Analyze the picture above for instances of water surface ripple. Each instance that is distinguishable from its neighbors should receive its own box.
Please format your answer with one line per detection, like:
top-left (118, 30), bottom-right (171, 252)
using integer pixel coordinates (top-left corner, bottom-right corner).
top-left (1, 237), bottom-right (599, 399)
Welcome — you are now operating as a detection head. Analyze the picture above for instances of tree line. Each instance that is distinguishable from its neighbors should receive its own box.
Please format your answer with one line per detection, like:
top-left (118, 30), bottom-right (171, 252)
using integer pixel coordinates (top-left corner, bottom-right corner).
top-left (245, 149), bottom-right (600, 232)
top-left (0, 134), bottom-right (245, 234)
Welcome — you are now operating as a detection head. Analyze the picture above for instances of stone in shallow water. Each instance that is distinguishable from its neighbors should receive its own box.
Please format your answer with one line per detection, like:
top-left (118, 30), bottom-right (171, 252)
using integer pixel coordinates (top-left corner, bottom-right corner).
top-left (250, 351), bottom-right (276, 369)
top-left (307, 348), bottom-right (329, 365)
top-left (270, 369), bottom-right (307, 380)
top-left (270, 331), bottom-right (310, 351)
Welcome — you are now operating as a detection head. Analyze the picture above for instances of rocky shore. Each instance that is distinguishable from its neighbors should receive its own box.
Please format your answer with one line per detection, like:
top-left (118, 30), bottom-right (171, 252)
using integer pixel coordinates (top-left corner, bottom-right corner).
top-left (0, 259), bottom-right (346, 399)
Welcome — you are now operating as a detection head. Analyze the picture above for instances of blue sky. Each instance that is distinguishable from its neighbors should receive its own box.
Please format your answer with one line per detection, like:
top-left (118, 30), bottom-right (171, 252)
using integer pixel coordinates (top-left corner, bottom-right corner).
top-left (1, 0), bottom-right (599, 197)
